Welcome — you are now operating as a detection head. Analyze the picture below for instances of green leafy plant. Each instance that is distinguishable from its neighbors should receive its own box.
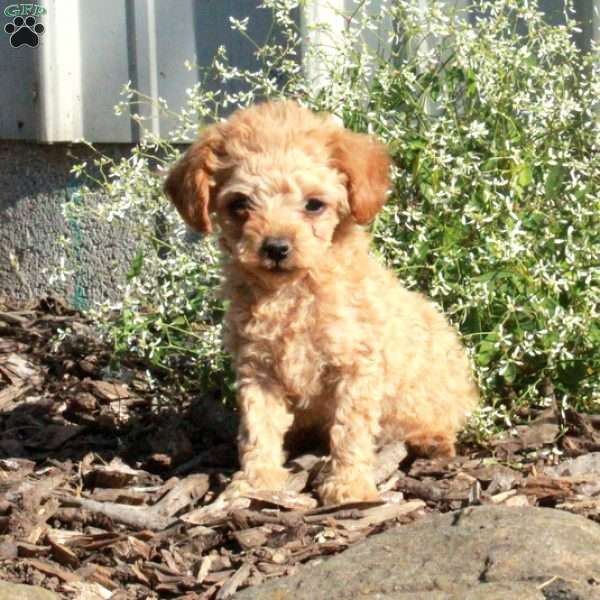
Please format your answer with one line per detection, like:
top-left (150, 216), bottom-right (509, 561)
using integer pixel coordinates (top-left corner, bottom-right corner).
top-left (63, 0), bottom-right (599, 432)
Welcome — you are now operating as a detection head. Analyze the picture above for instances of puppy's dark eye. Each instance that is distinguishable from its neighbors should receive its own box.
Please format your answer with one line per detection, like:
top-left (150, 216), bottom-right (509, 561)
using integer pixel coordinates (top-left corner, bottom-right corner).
top-left (305, 198), bottom-right (326, 213)
top-left (228, 194), bottom-right (251, 215)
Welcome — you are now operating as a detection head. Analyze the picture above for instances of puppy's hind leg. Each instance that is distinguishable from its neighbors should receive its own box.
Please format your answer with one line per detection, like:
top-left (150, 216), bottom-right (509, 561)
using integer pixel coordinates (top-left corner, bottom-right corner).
top-left (405, 429), bottom-right (456, 459)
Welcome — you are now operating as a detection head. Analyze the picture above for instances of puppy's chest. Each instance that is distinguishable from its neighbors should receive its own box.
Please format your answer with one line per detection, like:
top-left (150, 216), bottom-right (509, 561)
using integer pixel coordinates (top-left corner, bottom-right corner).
top-left (231, 291), bottom-right (331, 400)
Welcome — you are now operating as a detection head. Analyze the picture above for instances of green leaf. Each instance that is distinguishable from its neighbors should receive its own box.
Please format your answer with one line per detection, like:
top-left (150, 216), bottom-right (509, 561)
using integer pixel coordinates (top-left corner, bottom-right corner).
top-left (502, 363), bottom-right (518, 384)
top-left (517, 162), bottom-right (533, 188)
top-left (511, 161), bottom-right (533, 195)
top-left (477, 340), bottom-right (498, 366)
top-left (127, 249), bottom-right (145, 281)
top-left (588, 323), bottom-right (600, 344)
top-left (545, 165), bottom-right (564, 199)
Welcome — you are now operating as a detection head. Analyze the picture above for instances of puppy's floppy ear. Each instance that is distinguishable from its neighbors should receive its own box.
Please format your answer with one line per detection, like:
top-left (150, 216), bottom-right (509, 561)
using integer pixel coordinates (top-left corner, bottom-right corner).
top-left (329, 129), bottom-right (391, 224)
top-left (164, 125), bottom-right (224, 234)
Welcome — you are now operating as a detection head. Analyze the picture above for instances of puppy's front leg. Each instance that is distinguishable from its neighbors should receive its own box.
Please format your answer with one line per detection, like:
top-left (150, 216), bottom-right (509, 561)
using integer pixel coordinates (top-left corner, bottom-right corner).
top-left (225, 380), bottom-right (293, 498)
top-left (319, 367), bottom-right (383, 505)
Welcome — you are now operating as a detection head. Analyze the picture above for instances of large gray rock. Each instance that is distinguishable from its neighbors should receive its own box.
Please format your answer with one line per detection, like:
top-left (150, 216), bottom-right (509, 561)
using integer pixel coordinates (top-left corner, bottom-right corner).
top-left (0, 582), bottom-right (60, 600)
top-left (235, 506), bottom-right (600, 599)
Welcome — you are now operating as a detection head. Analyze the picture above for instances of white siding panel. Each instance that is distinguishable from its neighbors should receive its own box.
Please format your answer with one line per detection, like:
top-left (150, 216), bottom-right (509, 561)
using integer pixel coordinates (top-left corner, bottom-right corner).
top-left (77, 1), bottom-right (131, 142)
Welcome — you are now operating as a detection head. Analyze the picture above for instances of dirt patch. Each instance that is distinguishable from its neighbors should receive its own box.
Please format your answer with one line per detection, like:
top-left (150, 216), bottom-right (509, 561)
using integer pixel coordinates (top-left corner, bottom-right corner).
top-left (1, 298), bottom-right (599, 599)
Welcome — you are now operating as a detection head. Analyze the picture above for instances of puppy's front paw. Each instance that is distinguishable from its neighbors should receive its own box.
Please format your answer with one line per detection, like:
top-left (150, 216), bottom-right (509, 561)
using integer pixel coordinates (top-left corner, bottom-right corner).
top-left (249, 465), bottom-right (289, 490)
top-left (318, 472), bottom-right (379, 505)
top-left (220, 476), bottom-right (254, 501)
top-left (222, 466), bottom-right (289, 500)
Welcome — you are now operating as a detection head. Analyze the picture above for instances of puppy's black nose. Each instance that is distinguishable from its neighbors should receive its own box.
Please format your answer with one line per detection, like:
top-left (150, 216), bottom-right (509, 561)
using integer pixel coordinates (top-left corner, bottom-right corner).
top-left (261, 237), bottom-right (291, 263)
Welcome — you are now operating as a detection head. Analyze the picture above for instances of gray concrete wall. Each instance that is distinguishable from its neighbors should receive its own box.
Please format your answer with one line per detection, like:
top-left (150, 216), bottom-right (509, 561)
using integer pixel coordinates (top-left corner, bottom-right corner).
top-left (0, 141), bottom-right (136, 308)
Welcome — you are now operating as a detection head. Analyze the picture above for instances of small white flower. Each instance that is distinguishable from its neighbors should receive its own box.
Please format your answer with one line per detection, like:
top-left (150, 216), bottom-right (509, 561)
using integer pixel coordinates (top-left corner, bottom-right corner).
top-left (465, 120), bottom-right (489, 140)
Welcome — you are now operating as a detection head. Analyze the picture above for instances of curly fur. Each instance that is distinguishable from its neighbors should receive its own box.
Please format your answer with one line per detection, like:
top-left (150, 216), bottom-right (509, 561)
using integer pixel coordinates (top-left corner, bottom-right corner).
top-left (165, 101), bottom-right (479, 504)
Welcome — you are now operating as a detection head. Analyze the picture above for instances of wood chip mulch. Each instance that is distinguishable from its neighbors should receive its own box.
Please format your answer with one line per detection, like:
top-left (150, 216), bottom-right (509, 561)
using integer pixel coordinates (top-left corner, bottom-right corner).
top-left (1, 297), bottom-right (599, 599)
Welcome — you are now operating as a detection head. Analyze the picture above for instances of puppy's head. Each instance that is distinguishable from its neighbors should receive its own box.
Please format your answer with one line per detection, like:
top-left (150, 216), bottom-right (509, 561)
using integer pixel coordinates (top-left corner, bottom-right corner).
top-left (165, 101), bottom-right (390, 282)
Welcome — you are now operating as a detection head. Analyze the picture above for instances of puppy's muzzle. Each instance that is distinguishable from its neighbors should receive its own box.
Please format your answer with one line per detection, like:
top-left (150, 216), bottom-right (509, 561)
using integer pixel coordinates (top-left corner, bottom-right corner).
top-left (261, 237), bottom-right (292, 264)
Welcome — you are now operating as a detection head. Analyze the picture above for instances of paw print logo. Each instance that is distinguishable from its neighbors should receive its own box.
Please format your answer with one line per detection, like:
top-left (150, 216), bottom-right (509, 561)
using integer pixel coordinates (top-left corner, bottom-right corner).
top-left (4, 16), bottom-right (45, 48)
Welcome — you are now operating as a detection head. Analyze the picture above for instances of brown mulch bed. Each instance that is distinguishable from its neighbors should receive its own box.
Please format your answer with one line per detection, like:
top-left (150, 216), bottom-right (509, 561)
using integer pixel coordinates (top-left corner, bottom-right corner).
top-left (1, 298), bottom-right (599, 599)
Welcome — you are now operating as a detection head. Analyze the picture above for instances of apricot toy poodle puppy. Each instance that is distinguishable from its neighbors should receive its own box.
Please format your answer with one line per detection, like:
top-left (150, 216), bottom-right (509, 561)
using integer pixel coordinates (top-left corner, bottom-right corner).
top-left (165, 101), bottom-right (479, 505)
